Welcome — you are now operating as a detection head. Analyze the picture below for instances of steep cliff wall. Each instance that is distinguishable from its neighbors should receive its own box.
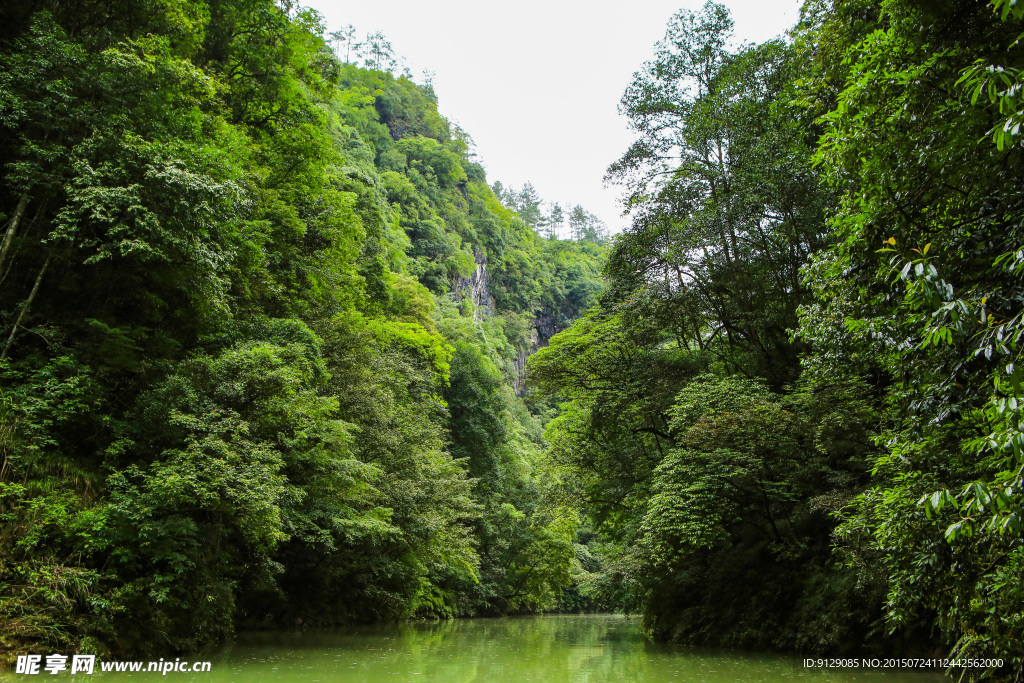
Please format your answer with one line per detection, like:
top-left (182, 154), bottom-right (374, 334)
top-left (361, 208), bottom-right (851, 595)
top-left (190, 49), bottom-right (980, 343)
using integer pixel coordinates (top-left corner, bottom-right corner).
top-left (512, 315), bottom-right (561, 396)
top-left (453, 247), bottom-right (496, 319)
top-left (452, 247), bottom-right (562, 395)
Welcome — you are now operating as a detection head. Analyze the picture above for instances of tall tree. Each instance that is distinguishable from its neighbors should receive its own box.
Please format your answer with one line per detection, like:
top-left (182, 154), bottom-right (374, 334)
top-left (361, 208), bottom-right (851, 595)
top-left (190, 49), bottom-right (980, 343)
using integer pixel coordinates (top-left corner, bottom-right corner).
top-left (796, 0), bottom-right (1024, 672)
top-left (547, 202), bottom-right (564, 240)
top-left (358, 30), bottom-right (397, 73)
top-left (605, 1), bottom-right (832, 387)
top-left (329, 24), bottom-right (359, 63)
top-left (517, 182), bottom-right (544, 229)
top-left (532, 1), bottom-right (866, 654)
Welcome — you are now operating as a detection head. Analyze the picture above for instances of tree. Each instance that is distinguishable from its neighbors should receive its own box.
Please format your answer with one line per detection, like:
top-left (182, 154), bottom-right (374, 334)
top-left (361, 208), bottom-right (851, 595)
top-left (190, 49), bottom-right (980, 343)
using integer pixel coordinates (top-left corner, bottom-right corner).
top-left (567, 205), bottom-right (586, 242)
top-left (0, 0), bottom-right (606, 658)
top-left (566, 205), bottom-right (606, 243)
top-left (531, 0), bottom-right (890, 655)
top-left (547, 203), bottom-right (564, 240)
top-left (605, 1), bottom-right (832, 387)
top-left (796, 0), bottom-right (1024, 672)
top-left (358, 31), bottom-right (397, 73)
top-left (517, 182), bottom-right (544, 229)
top-left (329, 24), bottom-right (359, 63)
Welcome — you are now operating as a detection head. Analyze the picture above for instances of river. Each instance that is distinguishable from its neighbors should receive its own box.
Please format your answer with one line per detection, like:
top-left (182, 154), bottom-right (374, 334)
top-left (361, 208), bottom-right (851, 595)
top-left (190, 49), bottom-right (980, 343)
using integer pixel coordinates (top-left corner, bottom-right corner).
top-left (3, 614), bottom-right (949, 681)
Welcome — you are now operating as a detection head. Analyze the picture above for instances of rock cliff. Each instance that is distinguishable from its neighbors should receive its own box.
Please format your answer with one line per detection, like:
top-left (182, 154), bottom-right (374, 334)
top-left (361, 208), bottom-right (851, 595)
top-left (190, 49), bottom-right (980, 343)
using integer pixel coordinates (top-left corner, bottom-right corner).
top-left (512, 315), bottom-right (560, 396)
top-left (452, 247), bottom-right (562, 395)
top-left (453, 247), bottom-right (496, 319)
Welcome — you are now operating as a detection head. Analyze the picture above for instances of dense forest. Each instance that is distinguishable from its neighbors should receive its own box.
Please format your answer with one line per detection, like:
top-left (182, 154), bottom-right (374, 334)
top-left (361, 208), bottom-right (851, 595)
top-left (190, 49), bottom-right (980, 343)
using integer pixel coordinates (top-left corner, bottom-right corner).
top-left (530, 0), bottom-right (1024, 679)
top-left (2, 0), bottom-right (1024, 680)
top-left (0, 0), bottom-right (607, 658)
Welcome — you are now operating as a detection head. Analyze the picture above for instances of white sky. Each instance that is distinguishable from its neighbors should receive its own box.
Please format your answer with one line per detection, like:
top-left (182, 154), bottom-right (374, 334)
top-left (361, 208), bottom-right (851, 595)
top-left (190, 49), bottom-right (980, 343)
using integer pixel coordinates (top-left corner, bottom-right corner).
top-left (306, 0), bottom-right (804, 236)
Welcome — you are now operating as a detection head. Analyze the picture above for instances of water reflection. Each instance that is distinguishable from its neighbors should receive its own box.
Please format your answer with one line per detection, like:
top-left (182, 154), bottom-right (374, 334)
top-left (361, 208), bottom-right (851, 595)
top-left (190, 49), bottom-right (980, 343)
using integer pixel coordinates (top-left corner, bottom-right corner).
top-left (1, 615), bottom-right (949, 682)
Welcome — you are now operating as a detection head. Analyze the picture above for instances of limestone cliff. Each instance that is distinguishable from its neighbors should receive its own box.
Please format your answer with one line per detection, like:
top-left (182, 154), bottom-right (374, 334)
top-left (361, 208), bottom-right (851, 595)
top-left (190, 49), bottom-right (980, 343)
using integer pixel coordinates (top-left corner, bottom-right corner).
top-left (452, 247), bottom-right (562, 395)
top-left (512, 315), bottom-right (561, 396)
top-left (453, 247), bottom-right (495, 320)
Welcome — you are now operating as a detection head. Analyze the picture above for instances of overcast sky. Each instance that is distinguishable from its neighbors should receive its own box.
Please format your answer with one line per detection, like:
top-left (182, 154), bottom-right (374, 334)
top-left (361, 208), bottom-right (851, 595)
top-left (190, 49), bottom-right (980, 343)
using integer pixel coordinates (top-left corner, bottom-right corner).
top-left (305, 0), bottom-right (804, 237)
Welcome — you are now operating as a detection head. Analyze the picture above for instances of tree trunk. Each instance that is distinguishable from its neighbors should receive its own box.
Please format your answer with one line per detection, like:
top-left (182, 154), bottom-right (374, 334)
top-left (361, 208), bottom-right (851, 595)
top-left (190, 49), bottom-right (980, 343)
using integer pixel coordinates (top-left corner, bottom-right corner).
top-left (0, 194), bottom-right (29, 278)
top-left (1, 252), bottom-right (50, 361)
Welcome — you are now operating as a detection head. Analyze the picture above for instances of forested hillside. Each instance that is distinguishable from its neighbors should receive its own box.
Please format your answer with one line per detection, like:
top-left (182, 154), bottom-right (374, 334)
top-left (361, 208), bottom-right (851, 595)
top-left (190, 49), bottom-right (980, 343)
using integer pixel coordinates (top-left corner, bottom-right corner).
top-left (0, 0), bottom-right (606, 657)
top-left (532, 0), bottom-right (1024, 679)
top-left (4, 0), bottom-right (1024, 679)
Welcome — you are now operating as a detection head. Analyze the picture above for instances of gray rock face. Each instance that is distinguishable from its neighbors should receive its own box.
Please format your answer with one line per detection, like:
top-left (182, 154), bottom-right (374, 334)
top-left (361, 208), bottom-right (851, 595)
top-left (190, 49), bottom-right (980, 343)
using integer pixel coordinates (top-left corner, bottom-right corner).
top-left (452, 247), bottom-right (562, 395)
top-left (453, 247), bottom-right (495, 320)
top-left (512, 315), bottom-right (560, 396)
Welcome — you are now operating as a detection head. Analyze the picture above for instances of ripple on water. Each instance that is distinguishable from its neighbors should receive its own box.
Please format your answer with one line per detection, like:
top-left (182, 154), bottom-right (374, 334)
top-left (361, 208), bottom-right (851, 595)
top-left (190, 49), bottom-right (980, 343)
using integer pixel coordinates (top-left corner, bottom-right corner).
top-left (0, 615), bottom-right (950, 683)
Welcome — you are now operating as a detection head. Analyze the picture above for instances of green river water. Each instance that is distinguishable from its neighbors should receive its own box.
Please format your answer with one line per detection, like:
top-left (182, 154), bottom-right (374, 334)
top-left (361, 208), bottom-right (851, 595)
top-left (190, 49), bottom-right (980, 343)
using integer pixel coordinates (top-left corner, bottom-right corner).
top-left (3, 615), bottom-right (949, 682)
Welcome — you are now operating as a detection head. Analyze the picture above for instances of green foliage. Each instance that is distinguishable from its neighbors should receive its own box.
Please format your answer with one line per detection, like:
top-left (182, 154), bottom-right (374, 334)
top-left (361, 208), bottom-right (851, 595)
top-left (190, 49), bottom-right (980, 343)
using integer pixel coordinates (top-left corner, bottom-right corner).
top-left (533, 305), bottom-right (883, 646)
top-left (527, 2), bottom-right (1024, 674)
top-left (17, 0), bottom-right (1024, 670)
top-left (790, 0), bottom-right (1024, 675)
top-left (532, 0), bottom-right (905, 658)
top-left (0, 0), bottom-right (606, 659)
top-left (605, 3), bottom-right (833, 388)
